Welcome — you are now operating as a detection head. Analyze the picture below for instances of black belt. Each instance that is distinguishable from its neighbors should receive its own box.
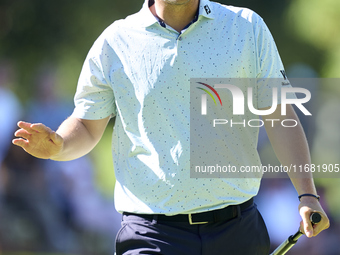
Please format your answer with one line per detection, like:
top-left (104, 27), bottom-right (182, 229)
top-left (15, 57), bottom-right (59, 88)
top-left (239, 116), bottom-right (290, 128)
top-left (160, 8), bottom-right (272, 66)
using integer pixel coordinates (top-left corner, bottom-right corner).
top-left (123, 198), bottom-right (253, 225)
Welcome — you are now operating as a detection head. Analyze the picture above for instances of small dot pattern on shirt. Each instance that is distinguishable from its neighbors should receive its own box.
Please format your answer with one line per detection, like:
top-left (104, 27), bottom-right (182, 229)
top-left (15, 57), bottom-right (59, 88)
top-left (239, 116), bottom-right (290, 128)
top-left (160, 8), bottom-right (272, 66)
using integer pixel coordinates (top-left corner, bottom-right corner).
top-left (73, 0), bottom-right (291, 214)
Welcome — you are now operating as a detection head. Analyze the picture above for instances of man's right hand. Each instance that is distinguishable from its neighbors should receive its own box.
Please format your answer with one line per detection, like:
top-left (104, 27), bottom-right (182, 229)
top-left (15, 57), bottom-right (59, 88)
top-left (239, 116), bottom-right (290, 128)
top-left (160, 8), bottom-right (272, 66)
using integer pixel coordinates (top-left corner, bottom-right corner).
top-left (13, 121), bottom-right (64, 159)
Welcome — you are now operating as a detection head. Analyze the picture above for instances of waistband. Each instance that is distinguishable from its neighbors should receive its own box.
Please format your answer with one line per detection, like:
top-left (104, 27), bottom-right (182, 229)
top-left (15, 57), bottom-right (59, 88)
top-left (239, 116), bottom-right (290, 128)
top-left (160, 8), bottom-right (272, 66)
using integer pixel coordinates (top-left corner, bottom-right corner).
top-left (123, 198), bottom-right (254, 225)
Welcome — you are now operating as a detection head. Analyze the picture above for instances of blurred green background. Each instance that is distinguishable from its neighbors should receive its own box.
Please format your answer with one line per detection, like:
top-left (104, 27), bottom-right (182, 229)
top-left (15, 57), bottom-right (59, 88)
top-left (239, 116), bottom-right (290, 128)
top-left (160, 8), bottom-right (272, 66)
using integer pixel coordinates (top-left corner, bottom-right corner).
top-left (0, 0), bottom-right (339, 254)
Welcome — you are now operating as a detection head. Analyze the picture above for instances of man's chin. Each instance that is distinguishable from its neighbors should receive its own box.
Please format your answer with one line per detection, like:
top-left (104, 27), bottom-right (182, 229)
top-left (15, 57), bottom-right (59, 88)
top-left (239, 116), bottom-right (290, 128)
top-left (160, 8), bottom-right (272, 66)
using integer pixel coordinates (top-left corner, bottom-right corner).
top-left (161, 0), bottom-right (193, 6)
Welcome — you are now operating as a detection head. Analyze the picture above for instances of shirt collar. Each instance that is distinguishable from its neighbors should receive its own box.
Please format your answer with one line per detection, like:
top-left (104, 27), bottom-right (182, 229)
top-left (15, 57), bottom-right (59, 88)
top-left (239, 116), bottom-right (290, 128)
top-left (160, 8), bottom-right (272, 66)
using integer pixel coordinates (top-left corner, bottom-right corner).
top-left (198, 0), bottom-right (214, 20)
top-left (139, 0), bottom-right (214, 28)
top-left (138, 0), bottom-right (159, 27)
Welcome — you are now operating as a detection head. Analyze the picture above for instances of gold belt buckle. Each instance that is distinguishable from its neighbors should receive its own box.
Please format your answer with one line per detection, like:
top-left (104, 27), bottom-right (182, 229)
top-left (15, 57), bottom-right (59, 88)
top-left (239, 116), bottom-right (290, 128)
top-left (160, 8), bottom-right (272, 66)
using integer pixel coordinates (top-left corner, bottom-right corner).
top-left (188, 214), bottom-right (209, 225)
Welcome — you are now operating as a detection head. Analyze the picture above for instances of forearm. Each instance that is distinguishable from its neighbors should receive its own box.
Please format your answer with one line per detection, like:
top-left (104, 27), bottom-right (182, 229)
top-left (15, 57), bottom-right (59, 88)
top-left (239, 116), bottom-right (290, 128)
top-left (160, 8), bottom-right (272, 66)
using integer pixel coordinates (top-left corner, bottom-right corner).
top-left (264, 105), bottom-right (317, 195)
top-left (51, 116), bottom-right (110, 161)
top-left (264, 105), bottom-right (329, 237)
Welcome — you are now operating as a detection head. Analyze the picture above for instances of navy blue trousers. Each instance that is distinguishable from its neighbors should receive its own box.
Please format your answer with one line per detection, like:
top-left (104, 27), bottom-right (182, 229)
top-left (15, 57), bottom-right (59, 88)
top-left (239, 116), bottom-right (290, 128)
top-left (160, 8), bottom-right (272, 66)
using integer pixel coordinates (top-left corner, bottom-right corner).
top-left (115, 204), bottom-right (270, 255)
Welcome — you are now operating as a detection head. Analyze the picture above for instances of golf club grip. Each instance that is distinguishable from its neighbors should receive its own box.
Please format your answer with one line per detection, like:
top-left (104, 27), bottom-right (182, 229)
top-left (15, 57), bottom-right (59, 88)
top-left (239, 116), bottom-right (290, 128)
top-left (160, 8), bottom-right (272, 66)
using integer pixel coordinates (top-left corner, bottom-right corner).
top-left (269, 212), bottom-right (322, 255)
top-left (310, 212), bottom-right (322, 225)
top-left (290, 212), bottom-right (322, 242)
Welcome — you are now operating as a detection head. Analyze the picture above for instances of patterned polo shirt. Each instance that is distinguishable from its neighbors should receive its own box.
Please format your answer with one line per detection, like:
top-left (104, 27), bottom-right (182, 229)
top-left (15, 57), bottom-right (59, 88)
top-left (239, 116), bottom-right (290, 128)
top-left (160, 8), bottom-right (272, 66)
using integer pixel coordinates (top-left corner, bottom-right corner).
top-left (73, 0), bottom-right (292, 214)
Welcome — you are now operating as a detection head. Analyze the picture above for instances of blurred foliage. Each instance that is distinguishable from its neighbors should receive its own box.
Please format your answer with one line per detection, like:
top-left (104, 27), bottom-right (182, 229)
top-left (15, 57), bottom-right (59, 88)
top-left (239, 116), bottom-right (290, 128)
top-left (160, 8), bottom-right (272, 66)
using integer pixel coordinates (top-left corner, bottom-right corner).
top-left (91, 120), bottom-right (116, 197)
top-left (286, 0), bottom-right (340, 79)
top-left (0, 0), bottom-right (141, 101)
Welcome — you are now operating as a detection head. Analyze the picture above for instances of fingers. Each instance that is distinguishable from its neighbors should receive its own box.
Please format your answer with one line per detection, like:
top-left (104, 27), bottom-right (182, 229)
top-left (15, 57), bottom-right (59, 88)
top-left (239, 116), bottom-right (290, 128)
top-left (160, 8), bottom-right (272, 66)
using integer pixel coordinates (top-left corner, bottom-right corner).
top-left (299, 205), bottom-right (315, 237)
top-left (299, 210), bottom-right (330, 238)
top-left (17, 121), bottom-right (51, 133)
top-left (13, 122), bottom-right (32, 148)
top-left (311, 212), bottom-right (330, 236)
top-left (13, 121), bottom-right (59, 147)
top-left (301, 213), bottom-right (313, 238)
top-left (30, 123), bottom-right (52, 133)
top-left (30, 123), bottom-right (62, 145)
top-left (12, 138), bottom-right (29, 149)
top-left (17, 121), bottom-right (35, 132)
top-left (14, 128), bottom-right (32, 140)
top-left (299, 220), bottom-right (313, 238)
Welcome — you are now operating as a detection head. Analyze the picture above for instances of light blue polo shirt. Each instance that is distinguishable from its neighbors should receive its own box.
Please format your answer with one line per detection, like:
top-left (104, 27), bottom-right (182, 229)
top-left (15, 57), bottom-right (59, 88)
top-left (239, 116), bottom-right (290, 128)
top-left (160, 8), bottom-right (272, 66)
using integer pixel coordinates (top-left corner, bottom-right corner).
top-left (73, 0), bottom-right (291, 214)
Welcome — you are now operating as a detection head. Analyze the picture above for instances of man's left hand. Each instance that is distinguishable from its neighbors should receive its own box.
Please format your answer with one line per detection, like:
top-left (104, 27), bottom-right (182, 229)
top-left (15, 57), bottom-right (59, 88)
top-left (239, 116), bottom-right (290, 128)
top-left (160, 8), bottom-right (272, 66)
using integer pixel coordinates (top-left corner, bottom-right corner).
top-left (299, 196), bottom-right (330, 238)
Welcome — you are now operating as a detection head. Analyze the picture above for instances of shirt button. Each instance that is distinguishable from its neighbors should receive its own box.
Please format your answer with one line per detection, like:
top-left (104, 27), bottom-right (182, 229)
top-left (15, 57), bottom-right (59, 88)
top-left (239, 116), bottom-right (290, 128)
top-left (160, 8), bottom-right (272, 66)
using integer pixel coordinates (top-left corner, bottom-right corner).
top-left (178, 37), bottom-right (182, 41)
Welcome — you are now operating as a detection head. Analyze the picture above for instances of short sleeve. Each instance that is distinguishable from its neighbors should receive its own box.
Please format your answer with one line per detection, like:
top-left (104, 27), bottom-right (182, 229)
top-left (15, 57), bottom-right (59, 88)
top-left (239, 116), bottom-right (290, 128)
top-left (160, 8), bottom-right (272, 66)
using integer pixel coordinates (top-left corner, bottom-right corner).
top-left (253, 15), bottom-right (296, 108)
top-left (72, 32), bottom-right (116, 120)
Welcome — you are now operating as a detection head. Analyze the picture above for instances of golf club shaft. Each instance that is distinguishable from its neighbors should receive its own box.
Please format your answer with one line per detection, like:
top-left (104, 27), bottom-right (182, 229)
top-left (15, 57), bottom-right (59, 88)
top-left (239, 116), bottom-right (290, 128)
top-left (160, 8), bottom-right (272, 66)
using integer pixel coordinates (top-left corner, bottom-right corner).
top-left (270, 230), bottom-right (303, 255)
top-left (270, 212), bottom-right (321, 255)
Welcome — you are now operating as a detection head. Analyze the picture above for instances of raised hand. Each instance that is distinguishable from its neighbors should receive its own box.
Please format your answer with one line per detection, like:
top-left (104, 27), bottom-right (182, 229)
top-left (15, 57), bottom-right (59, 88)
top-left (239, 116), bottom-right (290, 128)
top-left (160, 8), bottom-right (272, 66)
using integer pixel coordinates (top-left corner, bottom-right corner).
top-left (12, 121), bottom-right (64, 159)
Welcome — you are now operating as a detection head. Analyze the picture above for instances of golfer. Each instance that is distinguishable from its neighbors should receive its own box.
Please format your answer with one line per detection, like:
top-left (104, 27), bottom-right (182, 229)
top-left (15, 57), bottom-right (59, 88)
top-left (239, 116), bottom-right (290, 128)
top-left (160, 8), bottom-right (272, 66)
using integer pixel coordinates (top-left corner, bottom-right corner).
top-left (13, 0), bottom-right (329, 254)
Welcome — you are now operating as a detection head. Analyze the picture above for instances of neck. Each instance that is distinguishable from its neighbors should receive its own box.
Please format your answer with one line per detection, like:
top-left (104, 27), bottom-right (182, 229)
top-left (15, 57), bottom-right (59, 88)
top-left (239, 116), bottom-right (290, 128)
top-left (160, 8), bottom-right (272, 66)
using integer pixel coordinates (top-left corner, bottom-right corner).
top-left (150, 0), bottom-right (199, 32)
